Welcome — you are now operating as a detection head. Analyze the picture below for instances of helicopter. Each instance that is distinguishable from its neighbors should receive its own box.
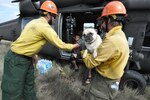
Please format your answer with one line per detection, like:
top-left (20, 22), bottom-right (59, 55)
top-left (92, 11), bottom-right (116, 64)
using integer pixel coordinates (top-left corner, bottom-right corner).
top-left (0, 0), bottom-right (150, 94)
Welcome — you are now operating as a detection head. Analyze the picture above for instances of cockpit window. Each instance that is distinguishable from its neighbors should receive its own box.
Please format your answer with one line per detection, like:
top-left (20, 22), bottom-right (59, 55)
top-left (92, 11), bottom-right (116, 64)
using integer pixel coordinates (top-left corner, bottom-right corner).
top-left (83, 23), bottom-right (95, 30)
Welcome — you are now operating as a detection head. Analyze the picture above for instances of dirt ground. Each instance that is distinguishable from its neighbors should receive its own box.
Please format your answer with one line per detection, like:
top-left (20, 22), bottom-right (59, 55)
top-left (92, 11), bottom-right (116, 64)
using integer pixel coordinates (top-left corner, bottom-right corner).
top-left (1, 40), bottom-right (150, 100)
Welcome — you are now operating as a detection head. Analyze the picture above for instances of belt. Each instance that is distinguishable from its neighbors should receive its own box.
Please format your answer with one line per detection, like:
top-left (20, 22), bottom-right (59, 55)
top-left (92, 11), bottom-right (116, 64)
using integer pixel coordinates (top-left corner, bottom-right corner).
top-left (9, 50), bottom-right (31, 59)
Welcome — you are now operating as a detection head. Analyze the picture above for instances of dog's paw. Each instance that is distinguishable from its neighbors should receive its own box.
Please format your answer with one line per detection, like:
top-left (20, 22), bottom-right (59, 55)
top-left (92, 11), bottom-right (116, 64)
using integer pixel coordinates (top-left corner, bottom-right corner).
top-left (82, 50), bottom-right (88, 58)
top-left (72, 53), bottom-right (77, 58)
top-left (93, 50), bottom-right (97, 58)
top-left (82, 54), bottom-right (86, 58)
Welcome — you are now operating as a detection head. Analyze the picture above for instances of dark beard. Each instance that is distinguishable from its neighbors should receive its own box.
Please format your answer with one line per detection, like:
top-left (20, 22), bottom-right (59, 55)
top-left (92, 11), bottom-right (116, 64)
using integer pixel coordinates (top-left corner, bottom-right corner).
top-left (48, 19), bottom-right (52, 25)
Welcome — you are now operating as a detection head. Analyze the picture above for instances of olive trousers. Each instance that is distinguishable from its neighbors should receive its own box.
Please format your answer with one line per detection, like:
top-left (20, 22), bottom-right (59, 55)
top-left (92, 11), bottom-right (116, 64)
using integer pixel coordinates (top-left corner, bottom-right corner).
top-left (1, 50), bottom-right (37, 100)
top-left (85, 71), bottom-right (119, 100)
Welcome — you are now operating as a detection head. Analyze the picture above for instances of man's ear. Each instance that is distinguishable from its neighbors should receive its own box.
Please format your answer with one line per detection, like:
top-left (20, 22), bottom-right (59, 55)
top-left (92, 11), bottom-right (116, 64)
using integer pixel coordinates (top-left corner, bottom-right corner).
top-left (46, 13), bottom-right (51, 19)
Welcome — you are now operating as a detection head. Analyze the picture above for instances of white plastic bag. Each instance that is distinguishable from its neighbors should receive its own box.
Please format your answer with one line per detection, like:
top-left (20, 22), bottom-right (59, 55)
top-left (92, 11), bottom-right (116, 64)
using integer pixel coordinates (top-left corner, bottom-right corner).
top-left (36, 59), bottom-right (53, 75)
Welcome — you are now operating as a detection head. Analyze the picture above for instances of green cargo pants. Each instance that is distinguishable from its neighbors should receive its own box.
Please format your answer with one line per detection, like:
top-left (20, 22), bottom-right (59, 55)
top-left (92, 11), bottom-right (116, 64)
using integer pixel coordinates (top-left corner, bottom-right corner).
top-left (85, 71), bottom-right (119, 100)
top-left (1, 50), bottom-right (37, 100)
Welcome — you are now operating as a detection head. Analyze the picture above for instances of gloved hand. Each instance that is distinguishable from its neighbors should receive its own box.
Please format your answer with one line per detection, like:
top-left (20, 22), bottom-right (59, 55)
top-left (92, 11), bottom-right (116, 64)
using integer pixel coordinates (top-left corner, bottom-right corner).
top-left (73, 43), bottom-right (80, 49)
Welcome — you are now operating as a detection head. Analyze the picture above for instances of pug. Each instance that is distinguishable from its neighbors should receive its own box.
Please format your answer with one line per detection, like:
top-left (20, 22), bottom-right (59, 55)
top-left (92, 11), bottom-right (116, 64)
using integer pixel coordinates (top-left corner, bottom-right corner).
top-left (82, 28), bottom-right (102, 84)
top-left (82, 28), bottom-right (102, 58)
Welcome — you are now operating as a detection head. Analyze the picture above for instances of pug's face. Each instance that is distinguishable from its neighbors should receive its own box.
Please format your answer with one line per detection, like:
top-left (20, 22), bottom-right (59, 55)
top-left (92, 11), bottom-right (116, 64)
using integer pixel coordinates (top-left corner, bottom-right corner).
top-left (83, 28), bottom-right (97, 43)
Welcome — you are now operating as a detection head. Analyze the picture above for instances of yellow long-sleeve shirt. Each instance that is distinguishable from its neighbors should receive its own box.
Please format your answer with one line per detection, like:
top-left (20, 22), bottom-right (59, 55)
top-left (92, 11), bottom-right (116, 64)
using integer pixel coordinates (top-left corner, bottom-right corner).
top-left (83, 26), bottom-right (129, 79)
top-left (11, 17), bottom-right (75, 57)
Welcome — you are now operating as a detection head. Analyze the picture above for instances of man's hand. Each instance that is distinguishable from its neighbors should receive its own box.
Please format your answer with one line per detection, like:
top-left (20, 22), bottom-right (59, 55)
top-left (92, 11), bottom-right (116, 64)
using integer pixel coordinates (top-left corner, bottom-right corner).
top-left (32, 55), bottom-right (39, 68)
top-left (73, 43), bottom-right (80, 49)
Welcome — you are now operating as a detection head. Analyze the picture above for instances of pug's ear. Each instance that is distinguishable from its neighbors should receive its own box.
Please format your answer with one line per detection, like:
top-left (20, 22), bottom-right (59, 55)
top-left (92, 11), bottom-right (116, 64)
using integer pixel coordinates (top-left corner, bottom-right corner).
top-left (94, 29), bottom-right (98, 33)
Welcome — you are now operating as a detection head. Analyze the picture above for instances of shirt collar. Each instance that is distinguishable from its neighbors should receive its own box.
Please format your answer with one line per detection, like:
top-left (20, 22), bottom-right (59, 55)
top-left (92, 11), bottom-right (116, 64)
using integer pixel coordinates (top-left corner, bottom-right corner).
top-left (105, 26), bottom-right (122, 38)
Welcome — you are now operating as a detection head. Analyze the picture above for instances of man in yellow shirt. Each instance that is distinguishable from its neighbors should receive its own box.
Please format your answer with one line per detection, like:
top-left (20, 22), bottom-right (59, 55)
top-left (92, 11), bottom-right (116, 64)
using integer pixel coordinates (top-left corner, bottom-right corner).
top-left (82, 1), bottom-right (129, 100)
top-left (1, 1), bottom-right (79, 100)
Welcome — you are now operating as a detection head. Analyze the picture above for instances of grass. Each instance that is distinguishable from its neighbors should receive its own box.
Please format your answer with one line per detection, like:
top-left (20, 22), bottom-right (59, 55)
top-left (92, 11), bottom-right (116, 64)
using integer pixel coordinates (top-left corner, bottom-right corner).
top-left (0, 40), bottom-right (150, 100)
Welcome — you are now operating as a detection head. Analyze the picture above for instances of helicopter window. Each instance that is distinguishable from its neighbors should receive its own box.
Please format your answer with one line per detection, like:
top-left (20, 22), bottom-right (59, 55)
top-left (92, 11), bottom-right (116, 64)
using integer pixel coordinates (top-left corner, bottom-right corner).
top-left (57, 11), bottom-right (100, 57)
top-left (83, 23), bottom-right (95, 30)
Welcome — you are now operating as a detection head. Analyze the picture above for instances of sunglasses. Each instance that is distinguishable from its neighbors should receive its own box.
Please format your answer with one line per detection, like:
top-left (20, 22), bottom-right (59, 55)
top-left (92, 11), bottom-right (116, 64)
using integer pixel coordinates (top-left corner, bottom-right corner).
top-left (97, 18), bottom-right (105, 28)
top-left (50, 13), bottom-right (56, 19)
top-left (97, 17), bottom-right (109, 28)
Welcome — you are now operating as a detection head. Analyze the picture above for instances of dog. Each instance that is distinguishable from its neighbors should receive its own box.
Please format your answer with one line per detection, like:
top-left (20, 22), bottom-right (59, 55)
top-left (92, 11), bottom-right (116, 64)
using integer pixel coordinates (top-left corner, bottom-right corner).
top-left (82, 28), bottom-right (102, 84)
